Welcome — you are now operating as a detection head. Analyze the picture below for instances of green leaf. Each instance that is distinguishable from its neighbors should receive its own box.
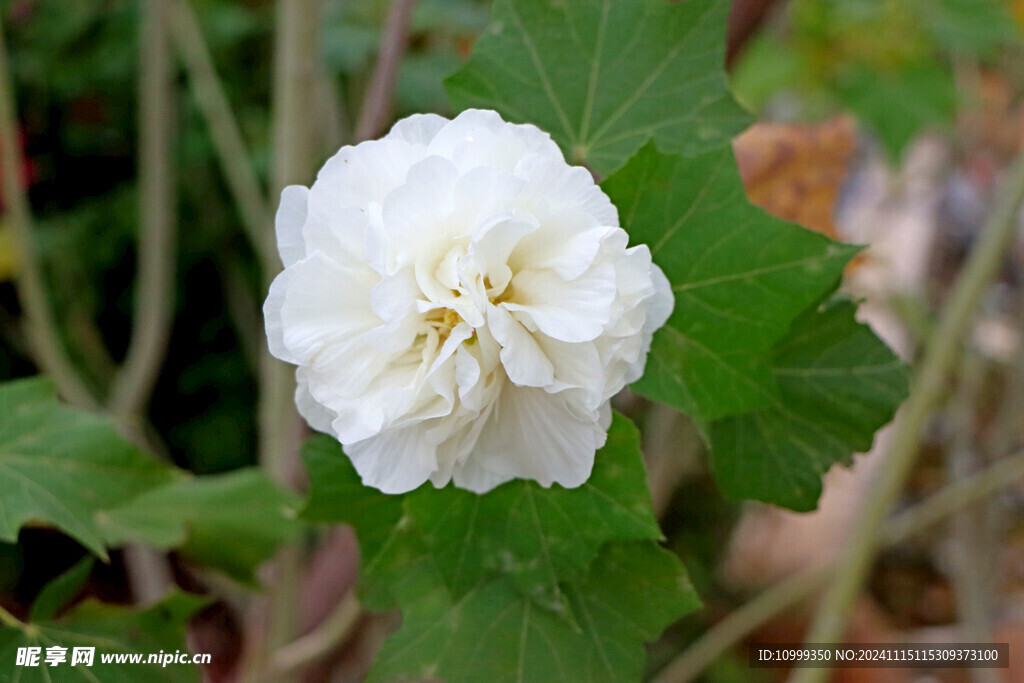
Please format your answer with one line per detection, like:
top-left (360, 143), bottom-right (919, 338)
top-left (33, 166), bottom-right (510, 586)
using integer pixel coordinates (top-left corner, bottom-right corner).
top-left (836, 62), bottom-right (956, 159)
top-left (302, 435), bottom-right (404, 563)
top-left (301, 431), bottom-right (697, 680)
top-left (30, 556), bottom-right (95, 622)
top-left (602, 143), bottom-right (858, 423)
top-left (0, 378), bottom-right (179, 559)
top-left (445, 0), bottom-right (751, 175)
top-left (369, 540), bottom-right (699, 683)
top-left (96, 469), bottom-right (303, 583)
top-left (0, 592), bottom-right (206, 682)
top-left (709, 299), bottom-right (909, 510)
top-left (917, 0), bottom-right (1020, 58)
top-left (405, 413), bottom-right (660, 614)
top-left (301, 435), bottom-right (435, 610)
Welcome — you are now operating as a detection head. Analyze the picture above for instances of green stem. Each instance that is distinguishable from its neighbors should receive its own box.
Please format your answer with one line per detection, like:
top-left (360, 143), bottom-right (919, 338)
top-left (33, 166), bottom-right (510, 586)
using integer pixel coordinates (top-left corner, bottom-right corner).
top-left (652, 568), bottom-right (822, 683)
top-left (111, 0), bottom-right (180, 603)
top-left (271, 592), bottom-right (361, 675)
top-left (946, 355), bottom-right (999, 683)
top-left (0, 603), bottom-right (23, 628)
top-left (246, 2), bottom-right (320, 681)
top-left (651, 449), bottom-right (1024, 683)
top-left (790, 140), bottom-right (1024, 683)
top-left (0, 12), bottom-right (97, 409)
top-left (110, 0), bottom-right (178, 417)
top-left (169, 0), bottom-right (276, 278)
top-left (880, 450), bottom-right (1024, 545)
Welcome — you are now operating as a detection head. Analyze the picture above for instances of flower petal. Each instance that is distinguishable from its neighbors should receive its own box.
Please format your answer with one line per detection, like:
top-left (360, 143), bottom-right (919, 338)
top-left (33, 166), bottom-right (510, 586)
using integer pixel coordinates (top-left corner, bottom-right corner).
top-left (512, 221), bottom-right (610, 281)
top-left (451, 166), bottom-right (525, 235)
top-left (346, 424), bottom-right (440, 494)
top-left (302, 205), bottom-right (369, 271)
top-left (274, 253), bottom-right (378, 364)
top-left (488, 305), bottom-right (554, 387)
top-left (516, 153), bottom-right (618, 227)
top-left (295, 375), bottom-right (336, 435)
top-left (453, 385), bottom-right (605, 492)
top-left (275, 185), bottom-right (309, 268)
top-left (429, 109), bottom-right (563, 172)
top-left (382, 156), bottom-right (458, 247)
top-left (534, 335), bottom-right (604, 406)
top-left (467, 214), bottom-right (539, 297)
top-left (313, 138), bottom-right (426, 211)
top-left (386, 113), bottom-right (449, 145)
top-left (365, 268), bottom-right (423, 353)
top-left (503, 263), bottom-right (616, 342)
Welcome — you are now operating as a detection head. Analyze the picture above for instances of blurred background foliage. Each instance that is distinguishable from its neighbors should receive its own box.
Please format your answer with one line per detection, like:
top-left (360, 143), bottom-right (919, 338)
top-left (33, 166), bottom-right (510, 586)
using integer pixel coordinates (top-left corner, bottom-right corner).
top-left (732, 0), bottom-right (1022, 157)
top-left (0, 0), bottom-right (488, 476)
top-left (0, 0), bottom-right (488, 626)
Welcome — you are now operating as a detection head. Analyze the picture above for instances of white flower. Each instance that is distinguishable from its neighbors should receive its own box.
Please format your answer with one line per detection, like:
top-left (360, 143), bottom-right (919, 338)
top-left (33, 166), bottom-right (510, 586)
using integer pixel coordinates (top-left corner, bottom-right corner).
top-left (264, 110), bottom-right (672, 494)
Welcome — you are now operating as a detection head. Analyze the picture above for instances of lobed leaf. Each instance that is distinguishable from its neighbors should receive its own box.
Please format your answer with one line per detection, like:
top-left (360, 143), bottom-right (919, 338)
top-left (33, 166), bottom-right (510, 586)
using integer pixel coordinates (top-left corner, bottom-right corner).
top-left (404, 413), bottom-right (660, 613)
top-left (368, 541), bottom-right (699, 683)
top-left (301, 435), bottom-right (435, 610)
top-left (602, 143), bottom-right (858, 424)
top-left (0, 592), bottom-right (206, 682)
top-left (96, 469), bottom-right (304, 583)
top-left (445, 0), bottom-right (751, 175)
top-left (709, 299), bottom-right (909, 510)
top-left (29, 557), bottom-right (95, 623)
top-left (0, 378), bottom-right (179, 559)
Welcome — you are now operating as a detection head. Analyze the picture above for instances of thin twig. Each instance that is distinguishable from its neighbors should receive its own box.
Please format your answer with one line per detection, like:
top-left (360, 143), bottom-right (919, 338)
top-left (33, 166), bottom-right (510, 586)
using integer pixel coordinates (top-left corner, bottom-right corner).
top-left (109, 0), bottom-right (178, 417)
top-left (110, 0), bottom-right (181, 602)
top-left (245, 2), bottom-right (321, 681)
top-left (1, 4), bottom-right (176, 605)
top-left (653, 568), bottom-right (823, 683)
top-left (652, 449), bottom-right (1024, 683)
top-left (123, 544), bottom-right (175, 605)
top-left (947, 355), bottom-right (999, 683)
top-left (0, 603), bottom-right (23, 628)
top-left (169, 0), bottom-right (277, 277)
top-left (317, 57), bottom-right (347, 152)
top-left (0, 13), bottom-right (97, 409)
top-left (271, 592), bottom-right (361, 675)
top-left (220, 255), bottom-right (261, 370)
top-left (354, 0), bottom-right (417, 142)
top-left (790, 149), bottom-right (1024, 682)
top-left (644, 403), bottom-right (701, 518)
top-left (880, 451), bottom-right (1024, 544)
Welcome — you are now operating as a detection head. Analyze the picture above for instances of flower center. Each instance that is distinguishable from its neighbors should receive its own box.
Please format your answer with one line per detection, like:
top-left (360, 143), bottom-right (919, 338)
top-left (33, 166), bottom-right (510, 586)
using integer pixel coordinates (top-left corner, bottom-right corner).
top-left (424, 306), bottom-right (465, 341)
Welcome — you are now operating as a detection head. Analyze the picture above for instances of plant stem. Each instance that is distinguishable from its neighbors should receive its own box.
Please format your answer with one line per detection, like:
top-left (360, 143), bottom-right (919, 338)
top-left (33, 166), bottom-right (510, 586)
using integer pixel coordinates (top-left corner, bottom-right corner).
top-left (880, 449), bottom-right (1024, 545)
top-left (354, 0), bottom-right (417, 142)
top-left (110, 0), bottom-right (180, 602)
top-left (1, 1), bottom-right (177, 606)
top-left (651, 449), bottom-right (1024, 683)
top-left (110, 0), bottom-right (178, 417)
top-left (0, 603), bottom-right (23, 628)
top-left (0, 13), bottom-right (97, 409)
top-left (271, 592), bottom-right (361, 675)
top-left (790, 142), bottom-right (1024, 683)
top-left (947, 355), bottom-right (999, 683)
top-left (653, 568), bottom-right (823, 683)
top-left (169, 0), bottom-right (276, 277)
top-left (248, 2), bottom-right (320, 681)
